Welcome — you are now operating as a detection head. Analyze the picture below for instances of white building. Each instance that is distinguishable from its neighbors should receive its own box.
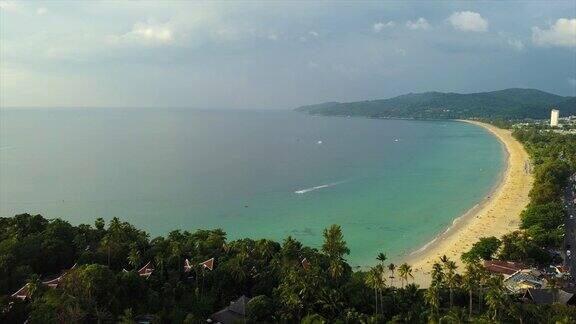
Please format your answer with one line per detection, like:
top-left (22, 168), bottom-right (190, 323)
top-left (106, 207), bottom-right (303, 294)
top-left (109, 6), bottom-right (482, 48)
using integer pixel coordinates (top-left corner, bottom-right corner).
top-left (551, 109), bottom-right (560, 127)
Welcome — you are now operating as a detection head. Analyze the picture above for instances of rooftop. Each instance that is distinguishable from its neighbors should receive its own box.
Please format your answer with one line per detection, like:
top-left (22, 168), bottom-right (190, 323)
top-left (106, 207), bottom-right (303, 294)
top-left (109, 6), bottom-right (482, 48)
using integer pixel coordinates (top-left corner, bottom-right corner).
top-left (523, 289), bottom-right (575, 305)
top-left (504, 270), bottom-right (546, 293)
top-left (484, 260), bottom-right (526, 276)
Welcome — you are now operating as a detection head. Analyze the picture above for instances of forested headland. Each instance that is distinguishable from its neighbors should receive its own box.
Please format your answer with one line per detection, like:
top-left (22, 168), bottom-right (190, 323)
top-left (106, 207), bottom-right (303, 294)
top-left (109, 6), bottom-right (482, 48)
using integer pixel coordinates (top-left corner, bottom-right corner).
top-left (296, 88), bottom-right (576, 120)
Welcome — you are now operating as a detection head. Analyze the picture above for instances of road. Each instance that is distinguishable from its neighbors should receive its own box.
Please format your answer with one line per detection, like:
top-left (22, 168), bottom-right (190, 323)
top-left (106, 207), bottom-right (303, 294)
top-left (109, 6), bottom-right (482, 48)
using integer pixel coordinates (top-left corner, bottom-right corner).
top-left (563, 172), bottom-right (576, 283)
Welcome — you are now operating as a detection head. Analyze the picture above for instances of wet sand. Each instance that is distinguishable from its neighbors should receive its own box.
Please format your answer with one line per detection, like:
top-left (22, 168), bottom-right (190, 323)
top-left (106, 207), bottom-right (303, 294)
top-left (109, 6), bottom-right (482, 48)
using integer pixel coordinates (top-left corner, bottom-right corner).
top-left (401, 120), bottom-right (533, 287)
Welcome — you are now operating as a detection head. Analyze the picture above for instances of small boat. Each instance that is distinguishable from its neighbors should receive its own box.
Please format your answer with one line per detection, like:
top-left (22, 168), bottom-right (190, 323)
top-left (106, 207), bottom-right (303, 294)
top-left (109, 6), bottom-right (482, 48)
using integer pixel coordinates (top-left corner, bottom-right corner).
top-left (317, 140), bottom-right (323, 145)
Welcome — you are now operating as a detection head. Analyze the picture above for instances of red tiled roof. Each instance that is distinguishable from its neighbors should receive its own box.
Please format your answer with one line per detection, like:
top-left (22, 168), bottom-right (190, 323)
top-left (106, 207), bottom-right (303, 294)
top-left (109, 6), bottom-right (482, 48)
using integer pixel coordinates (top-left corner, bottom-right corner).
top-left (184, 259), bottom-right (193, 273)
top-left (555, 265), bottom-right (570, 274)
top-left (11, 283), bottom-right (30, 300)
top-left (11, 263), bottom-right (77, 299)
top-left (484, 260), bottom-right (526, 276)
top-left (138, 261), bottom-right (155, 278)
top-left (200, 258), bottom-right (214, 271)
top-left (301, 258), bottom-right (311, 271)
top-left (42, 276), bottom-right (62, 288)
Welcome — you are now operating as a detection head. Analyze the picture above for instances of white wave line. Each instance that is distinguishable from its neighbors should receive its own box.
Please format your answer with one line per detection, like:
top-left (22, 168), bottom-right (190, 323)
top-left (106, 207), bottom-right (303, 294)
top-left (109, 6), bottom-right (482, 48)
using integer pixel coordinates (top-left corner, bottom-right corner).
top-left (294, 181), bottom-right (345, 195)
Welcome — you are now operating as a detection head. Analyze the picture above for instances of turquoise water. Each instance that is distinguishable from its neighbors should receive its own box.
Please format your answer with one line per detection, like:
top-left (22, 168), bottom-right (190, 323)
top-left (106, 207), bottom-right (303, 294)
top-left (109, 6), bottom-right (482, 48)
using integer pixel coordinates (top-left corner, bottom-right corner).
top-left (0, 109), bottom-right (503, 266)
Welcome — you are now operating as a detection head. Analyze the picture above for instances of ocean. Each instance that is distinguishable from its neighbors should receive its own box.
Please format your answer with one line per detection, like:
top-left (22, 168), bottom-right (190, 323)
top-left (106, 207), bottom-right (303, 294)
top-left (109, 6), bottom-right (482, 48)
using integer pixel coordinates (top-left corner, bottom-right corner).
top-left (0, 108), bottom-right (504, 266)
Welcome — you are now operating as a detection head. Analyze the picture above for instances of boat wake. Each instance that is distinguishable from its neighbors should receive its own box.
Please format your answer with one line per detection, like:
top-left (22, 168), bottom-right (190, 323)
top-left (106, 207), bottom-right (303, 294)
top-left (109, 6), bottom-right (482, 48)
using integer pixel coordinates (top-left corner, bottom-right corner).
top-left (294, 181), bottom-right (345, 195)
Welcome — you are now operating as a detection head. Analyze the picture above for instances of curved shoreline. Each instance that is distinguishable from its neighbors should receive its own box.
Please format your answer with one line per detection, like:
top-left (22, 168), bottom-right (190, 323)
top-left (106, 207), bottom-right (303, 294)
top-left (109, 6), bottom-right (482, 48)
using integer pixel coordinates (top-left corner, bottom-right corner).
top-left (402, 120), bottom-right (533, 287)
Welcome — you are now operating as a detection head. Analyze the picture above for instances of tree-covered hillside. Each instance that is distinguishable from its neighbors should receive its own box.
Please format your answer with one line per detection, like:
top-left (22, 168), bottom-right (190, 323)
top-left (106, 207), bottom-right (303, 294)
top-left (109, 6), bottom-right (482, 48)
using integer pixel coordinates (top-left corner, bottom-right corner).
top-left (296, 88), bottom-right (576, 120)
top-left (557, 97), bottom-right (576, 112)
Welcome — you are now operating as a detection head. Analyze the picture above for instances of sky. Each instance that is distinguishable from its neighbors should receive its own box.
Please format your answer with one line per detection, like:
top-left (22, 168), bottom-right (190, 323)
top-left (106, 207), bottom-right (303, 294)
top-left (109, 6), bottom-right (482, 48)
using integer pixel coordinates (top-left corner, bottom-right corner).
top-left (1, 1), bottom-right (575, 109)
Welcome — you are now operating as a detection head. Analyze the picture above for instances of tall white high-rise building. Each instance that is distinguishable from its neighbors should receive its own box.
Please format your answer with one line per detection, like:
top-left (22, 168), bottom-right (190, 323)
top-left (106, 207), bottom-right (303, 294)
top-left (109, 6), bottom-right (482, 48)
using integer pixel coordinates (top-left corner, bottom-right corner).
top-left (550, 109), bottom-right (559, 127)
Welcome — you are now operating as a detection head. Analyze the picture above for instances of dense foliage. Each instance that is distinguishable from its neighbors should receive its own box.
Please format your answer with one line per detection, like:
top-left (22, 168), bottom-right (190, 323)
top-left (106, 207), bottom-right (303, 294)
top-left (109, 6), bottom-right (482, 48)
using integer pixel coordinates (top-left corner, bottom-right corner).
top-left (1, 214), bottom-right (575, 323)
top-left (515, 127), bottom-right (575, 255)
top-left (296, 88), bottom-right (575, 120)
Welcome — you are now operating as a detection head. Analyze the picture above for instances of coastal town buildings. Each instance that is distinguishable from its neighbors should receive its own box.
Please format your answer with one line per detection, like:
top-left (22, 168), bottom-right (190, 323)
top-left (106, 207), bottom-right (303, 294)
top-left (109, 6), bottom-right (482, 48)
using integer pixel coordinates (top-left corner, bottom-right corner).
top-left (512, 113), bottom-right (576, 134)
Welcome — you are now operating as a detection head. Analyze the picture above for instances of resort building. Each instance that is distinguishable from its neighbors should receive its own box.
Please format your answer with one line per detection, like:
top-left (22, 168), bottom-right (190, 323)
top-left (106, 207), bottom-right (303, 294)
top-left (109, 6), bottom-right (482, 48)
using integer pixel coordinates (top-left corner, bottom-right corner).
top-left (504, 269), bottom-right (546, 293)
top-left (137, 261), bottom-right (155, 279)
top-left (550, 109), bottom-right (559, 127)
top-left (208, 295), bottom-right (251, 324)
top-left (11, 263), bottom-right (77, 300)
top-left (483, 260), bottom-right (526, 276)
top-left (522, 289), bottom-right (576, 305)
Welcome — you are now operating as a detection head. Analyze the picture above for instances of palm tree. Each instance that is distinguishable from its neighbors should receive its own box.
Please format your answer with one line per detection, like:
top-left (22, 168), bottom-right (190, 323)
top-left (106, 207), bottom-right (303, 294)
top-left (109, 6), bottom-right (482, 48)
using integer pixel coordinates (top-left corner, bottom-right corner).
top-left (154, 252), bottom-right (165, 279)
top-left (462, 260), bottom-right (481, 319)
top-left (101, 236), bottom-right (112, 267)
top-left (477, 264), bottom-right (489, 313)
top-left (26, 274), bottom-right (43, 299)
top-left (401, 283), bottom-right (423, 322)
top-left (127, 246), bottom-right (141, 270)
top-left (108, 217), bottom-right (122, 232)
top-left (170, 241), bottom-right (183, 273)
top-left (485, 276), bottom-right (508, 321)
top-left (388, 263), bottom-right (396, 286)
top-left (60, 303), bottom-right (86, 323)
top-left (443, 259), bottom-right (458, 308)
top-left (375, 264), bottom-right (387, 313)
top-left (430, 262), bottom-right (444, 287)
top-left (255, 239), bottom-right (276, 260)
top-left (329, 259), bottom-right (346, 281)
top-left (397, 263), bottom-right (413, 288)
top-left (440, 254), bottom-right (449, 264)
top-left (365, 267), bottom-right (380, 314)
top-left (377, 252), bottom-right (387, 265)
top-left (322, 225), bottom-right (350, 280)
top-left (228, 256), bottom-right (247, 282)
top-left (375, 253), bottom-right (387, 309)
top-left (425, 284), bottom-right (440, 322)
top-left (318, 288), bottom-right (345, 319)
top-left (440, 307), bottom-right (467, 324)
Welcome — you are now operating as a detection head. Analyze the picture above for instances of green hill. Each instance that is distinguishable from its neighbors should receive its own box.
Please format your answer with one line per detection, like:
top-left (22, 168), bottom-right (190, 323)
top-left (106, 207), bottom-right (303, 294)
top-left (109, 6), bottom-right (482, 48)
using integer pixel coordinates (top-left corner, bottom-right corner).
top-left (296, 88), bottom-right (576, 120)
top-left (557, 96), bottom-right (576, 112)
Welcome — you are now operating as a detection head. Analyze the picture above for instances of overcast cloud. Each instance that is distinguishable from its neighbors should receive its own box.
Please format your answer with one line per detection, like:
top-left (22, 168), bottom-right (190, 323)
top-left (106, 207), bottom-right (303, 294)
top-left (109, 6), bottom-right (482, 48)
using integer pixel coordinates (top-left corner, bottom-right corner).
top-left (1, 1), bottom-right (575, 109)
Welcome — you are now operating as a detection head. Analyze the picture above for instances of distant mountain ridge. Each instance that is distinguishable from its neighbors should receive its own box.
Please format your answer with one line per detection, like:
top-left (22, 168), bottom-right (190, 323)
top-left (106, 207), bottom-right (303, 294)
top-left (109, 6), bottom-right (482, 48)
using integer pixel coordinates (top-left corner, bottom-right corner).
top-left (296, 88), bottom-right (576, 120)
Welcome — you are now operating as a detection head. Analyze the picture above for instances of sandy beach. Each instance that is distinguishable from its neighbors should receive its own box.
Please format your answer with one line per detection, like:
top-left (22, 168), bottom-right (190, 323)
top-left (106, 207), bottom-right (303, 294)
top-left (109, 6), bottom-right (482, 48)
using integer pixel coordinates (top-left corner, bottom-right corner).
top-left (402, 120), bottom-right (533, 287)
